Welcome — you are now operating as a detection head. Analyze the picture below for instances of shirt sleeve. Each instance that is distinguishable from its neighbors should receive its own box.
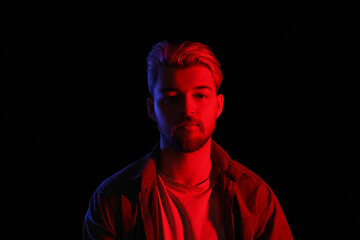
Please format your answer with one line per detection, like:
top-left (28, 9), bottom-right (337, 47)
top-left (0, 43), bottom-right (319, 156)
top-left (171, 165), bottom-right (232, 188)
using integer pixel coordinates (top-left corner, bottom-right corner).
top-left (255, 183), bottom-right (293, 240)
top-left (83, 189), bottom-right (118, 240)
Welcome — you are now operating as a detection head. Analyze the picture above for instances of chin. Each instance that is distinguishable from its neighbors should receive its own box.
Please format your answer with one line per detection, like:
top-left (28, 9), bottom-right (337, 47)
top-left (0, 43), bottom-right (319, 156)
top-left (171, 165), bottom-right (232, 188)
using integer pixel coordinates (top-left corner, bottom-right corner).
top-left (160, 125), bottom-right (214, 153)
top-left (173, 136), bottom-right (211, 153)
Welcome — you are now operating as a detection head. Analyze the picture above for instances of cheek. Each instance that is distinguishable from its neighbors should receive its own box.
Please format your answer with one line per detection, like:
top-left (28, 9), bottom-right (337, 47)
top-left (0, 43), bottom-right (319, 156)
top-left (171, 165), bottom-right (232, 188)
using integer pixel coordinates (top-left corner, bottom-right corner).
top-left (199, 103), bottom-right (218, 125)
top-left (154, 102), bottom-right (176, 125)
top-left (202, 107), bottom-right (217, 118)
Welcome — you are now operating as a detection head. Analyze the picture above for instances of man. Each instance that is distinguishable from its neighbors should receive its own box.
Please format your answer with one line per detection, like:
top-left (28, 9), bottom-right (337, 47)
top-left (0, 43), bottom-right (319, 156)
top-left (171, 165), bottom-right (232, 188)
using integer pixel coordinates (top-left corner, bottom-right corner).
top-left (83, 41), bottom-right (293, 239)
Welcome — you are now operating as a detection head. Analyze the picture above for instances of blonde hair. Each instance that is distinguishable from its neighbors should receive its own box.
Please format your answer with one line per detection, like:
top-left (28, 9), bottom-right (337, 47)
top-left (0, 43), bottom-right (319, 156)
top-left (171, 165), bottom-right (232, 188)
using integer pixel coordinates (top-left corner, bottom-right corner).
top-left (147, 41), bottom-right (223, 96)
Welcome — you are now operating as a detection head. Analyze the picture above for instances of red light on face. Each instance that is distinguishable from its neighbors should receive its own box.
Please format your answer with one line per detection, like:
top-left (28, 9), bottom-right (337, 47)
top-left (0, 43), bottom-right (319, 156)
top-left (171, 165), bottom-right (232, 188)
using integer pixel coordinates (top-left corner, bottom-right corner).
top-left (177, 125), bottom-right (199, 131)
top-left (149, 65), bottom-right (223, 152)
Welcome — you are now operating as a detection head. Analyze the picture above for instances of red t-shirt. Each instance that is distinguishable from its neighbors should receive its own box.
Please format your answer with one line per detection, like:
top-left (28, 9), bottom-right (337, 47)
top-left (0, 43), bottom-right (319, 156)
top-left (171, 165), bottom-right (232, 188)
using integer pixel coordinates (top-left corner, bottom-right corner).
top-left (156, 170), bottom-right (226, 240)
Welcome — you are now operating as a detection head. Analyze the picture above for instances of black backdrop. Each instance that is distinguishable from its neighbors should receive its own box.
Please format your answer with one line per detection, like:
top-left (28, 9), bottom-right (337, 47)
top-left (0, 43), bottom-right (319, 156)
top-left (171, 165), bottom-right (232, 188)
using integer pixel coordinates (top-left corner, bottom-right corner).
top-left (2, 1), bottom-right (359, 239)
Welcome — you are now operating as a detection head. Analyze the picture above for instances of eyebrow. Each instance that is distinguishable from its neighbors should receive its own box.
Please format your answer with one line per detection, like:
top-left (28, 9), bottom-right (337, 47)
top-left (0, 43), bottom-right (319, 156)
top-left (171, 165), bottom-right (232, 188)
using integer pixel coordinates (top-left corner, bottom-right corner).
top-left (193, 85), bottom-right (213, 91)
top-left (160, 85), bottom-right (213, 93)
top-left (160, 87), bottom-right (178, 93)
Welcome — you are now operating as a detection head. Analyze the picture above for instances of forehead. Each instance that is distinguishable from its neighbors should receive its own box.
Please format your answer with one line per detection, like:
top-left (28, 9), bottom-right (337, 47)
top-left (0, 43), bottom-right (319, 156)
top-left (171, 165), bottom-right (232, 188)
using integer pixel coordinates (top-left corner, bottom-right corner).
top-left (156, 65), bottom-right (215, 92)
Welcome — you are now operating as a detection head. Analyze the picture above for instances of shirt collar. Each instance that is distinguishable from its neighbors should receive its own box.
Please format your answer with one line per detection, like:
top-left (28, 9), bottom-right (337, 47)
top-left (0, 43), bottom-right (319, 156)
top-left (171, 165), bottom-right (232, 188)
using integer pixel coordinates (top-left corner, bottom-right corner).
top-left (132, 140), bottom-right (244, 190)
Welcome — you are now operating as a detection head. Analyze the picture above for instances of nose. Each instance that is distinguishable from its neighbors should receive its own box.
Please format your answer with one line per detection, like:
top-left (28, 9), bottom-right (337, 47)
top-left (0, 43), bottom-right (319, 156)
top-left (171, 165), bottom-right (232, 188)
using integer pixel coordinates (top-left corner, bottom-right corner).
top-left (180, 95), bottom-right (195, 116)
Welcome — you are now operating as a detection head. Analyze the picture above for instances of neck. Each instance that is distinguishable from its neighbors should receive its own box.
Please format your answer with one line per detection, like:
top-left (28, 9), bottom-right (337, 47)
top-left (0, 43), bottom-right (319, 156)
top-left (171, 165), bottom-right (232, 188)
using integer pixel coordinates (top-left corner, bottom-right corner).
top-left (159, 138), bottom-right (212, 186)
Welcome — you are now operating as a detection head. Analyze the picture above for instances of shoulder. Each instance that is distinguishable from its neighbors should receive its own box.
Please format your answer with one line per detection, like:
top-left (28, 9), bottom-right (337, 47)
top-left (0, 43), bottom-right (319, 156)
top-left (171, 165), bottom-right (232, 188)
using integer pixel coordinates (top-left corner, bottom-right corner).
top-left (227, 159), bottom-right (293, 239)
top-left (226, 158), bottom-right (282, 210)
top-left (211, 141), bottom-right (266, 189)
top-left (227, 158), bottom-right (267, 189)
top-left (94, 154), bottom-right (149, 196)
top-left (84, 156), bottom-right (151, 238)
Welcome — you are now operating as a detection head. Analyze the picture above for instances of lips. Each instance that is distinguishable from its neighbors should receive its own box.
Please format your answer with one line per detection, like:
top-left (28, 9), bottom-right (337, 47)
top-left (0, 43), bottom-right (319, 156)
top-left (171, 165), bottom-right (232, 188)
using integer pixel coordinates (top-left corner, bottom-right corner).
top-left (179, 125), bottom-right (199, 130)
top-left (176, 122), bottom-right (199, 128)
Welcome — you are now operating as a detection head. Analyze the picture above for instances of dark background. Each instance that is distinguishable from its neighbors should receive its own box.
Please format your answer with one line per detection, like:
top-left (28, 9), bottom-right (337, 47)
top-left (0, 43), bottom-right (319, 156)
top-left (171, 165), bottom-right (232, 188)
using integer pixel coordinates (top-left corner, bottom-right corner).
top-left (2, 1), bottom-right (359, 239)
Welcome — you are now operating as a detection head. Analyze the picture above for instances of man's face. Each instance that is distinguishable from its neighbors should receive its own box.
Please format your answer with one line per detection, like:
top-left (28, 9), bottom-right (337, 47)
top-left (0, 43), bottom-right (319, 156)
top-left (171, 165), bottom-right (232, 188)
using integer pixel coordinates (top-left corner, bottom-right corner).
top-left (148, 65), bottom-right (224, 152)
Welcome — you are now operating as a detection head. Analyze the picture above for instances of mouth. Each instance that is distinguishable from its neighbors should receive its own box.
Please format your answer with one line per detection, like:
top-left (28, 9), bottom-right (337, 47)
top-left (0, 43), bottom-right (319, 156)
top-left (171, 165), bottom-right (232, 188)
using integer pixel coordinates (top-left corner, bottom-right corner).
top-left (175, 123), bottom-right (200, 133)
top-left (176, 123), bottom-right (199, 128)
top-left (180, 124), bottom-right (198, 128)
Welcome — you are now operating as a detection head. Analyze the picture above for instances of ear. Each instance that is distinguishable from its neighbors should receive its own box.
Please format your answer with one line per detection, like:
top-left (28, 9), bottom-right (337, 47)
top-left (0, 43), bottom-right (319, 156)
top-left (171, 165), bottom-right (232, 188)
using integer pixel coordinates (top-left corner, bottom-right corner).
top-left (147, 97), bottom-right (157, 122)
top-left (216, 94), bottom-right (224, 119)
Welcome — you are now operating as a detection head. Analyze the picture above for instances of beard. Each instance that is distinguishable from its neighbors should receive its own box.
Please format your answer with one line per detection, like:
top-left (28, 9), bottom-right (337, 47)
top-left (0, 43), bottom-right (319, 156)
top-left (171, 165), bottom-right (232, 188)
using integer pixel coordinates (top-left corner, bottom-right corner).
top-left (158, 116), bottom-right (216, 153)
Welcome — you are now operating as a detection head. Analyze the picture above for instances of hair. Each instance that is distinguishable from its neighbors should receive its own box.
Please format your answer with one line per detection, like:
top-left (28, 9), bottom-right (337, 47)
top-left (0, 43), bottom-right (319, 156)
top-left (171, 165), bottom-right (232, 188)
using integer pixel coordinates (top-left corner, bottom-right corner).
top-left (146, 41), bottom-right (223, 96)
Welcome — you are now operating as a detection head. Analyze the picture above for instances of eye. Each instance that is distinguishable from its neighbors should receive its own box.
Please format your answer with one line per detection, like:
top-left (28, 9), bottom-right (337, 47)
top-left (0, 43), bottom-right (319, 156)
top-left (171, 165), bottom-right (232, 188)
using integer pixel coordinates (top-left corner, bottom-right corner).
top-left (194, 93), bottom-right (208, 99)
top-left (163, 94), bottom-right (178, 103)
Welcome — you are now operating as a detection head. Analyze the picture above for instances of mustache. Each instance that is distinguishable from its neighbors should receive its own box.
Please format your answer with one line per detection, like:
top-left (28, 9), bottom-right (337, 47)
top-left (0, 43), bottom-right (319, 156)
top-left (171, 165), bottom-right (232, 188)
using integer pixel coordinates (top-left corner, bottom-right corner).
top-left (174, 116), bottom-right (202, 128)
